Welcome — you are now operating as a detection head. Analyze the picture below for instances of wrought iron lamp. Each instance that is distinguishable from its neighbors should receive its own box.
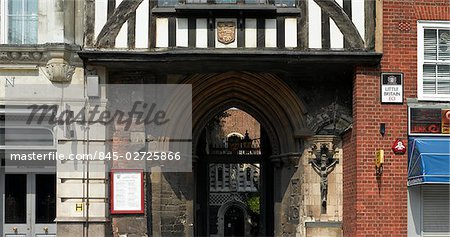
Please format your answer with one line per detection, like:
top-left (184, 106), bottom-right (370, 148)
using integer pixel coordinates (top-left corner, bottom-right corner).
top-left (242, 130), bottom-right (253, 150)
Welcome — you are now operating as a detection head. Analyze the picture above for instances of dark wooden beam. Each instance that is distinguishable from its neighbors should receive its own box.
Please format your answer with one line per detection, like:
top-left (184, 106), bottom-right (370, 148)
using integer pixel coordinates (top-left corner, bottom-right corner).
top-left (107, 0), bottom-right (117, 46)
top-left (78, 49), bottom-right (383, 68)
top-left (95, 0), bottom-right (144, 48)
top-left (107, 0), bottom-right (116, 18)
top-left (277, 17), bottom-right (285, 49)
top-left (149, 0), bottom-right (157, 48)
top-left (297, 0), bottom-right (308, 49)
top-left (321, 9), bottom-right (330, 49)
top-left (343, 0), bottom-right (351, 18)
top-left (169, 17), bottom-right (176, 47)
top-left (257, 18), bottom-right (265, 48)
top-left (188, 18), bottom-right (196, 48)
top-left (364, 0), bottom-right (375, 50)
top-left (207, 18), bottom-right (215, 48)
top-left (128, 13), bottom-right (136, 49)
top-left (84, 0), bottom-right (95, 47)
top-left (313, 0), bottom-right (364, 49)
top-left (237, 18), bottom-right (245, 48)
top-left (342, 0), bottom-right (351, 48)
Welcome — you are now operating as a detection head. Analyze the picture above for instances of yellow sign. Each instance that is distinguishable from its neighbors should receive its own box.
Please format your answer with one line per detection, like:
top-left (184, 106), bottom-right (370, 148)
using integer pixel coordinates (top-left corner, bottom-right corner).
top-left (375, 149), bottom-right (384, 168)
top-left (75, 203), bottom-right (83, 212)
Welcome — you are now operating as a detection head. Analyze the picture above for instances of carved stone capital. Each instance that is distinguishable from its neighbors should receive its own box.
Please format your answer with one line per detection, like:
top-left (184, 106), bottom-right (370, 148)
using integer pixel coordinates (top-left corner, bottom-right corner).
top-left (42, 60), bottom-right (76, 82)
top-left (270, 153), bottom-right (301, 169)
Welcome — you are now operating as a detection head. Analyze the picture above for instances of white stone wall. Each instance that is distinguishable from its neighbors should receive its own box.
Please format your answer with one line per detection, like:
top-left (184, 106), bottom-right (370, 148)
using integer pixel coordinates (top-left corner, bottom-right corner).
top-left (301, 136), bottom-right (343, 236)
top-left (0, 48), bottom-right (109, 236)
top-left (38, 0), bottom-right (80, 44)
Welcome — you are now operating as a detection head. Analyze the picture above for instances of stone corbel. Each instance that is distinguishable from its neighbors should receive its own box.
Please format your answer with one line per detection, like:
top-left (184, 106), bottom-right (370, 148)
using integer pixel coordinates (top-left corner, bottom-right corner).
top-left (39, 44), bottom-right (81, 83)
top-left (307, 135), bottom-right (341, 155)
top-left (41, 59), bottom-right (76, 82)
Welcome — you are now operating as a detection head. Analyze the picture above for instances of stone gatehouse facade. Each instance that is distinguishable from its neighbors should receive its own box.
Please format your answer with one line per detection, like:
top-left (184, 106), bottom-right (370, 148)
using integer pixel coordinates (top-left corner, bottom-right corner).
top-left (1, 0), bottom-right (450, 237)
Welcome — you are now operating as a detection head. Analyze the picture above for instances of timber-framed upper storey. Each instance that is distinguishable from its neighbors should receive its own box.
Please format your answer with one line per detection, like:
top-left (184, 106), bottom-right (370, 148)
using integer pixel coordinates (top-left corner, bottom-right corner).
top-left (86, 0), bottom-right (376, 52)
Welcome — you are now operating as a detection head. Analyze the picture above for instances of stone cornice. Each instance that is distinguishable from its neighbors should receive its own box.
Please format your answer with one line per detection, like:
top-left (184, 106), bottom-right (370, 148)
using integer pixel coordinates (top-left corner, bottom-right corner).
top-left (0, 43), bottom-right (82, 66)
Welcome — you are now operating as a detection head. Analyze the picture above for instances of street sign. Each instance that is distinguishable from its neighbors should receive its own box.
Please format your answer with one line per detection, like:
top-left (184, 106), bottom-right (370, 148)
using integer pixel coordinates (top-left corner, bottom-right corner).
top-left (381, 73), bottom-right (403, 104)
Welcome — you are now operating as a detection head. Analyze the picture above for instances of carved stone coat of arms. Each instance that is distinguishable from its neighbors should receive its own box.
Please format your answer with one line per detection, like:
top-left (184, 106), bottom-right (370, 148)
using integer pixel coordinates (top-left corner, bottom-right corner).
top-left (217, 22), bottom-right (236, 44)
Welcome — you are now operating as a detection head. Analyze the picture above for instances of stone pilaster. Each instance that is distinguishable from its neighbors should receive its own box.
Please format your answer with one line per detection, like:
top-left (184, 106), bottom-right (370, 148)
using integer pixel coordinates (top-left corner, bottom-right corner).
top-left (270, 152), bottom-right (302, 237)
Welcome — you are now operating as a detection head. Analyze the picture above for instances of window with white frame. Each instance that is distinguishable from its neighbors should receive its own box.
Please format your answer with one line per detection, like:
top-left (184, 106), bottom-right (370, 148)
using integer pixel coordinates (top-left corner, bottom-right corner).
top-left (0, 0), bottom-right (38, 44)
top-left (418, 21), bottom-right (450, 101)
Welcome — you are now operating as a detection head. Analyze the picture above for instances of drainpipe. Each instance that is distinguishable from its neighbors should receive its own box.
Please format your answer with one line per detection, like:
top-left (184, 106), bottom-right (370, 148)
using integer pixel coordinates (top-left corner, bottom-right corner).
top-left (83, 69), bottom-right (91, 237)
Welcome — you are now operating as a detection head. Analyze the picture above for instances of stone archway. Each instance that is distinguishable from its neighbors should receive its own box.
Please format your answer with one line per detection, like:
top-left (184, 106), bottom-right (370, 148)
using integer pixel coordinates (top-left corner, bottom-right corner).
top-left (182, 71), bottom-right (310, 236)
top-left (183, 71), bottom-right (311, 156)
top-left (216, 201), bottom-right (250, 237)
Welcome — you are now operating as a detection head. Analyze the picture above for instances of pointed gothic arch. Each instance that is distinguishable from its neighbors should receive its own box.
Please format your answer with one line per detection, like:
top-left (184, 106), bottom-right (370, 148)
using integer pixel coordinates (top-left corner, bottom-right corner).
top-left (182, 71), bottom-right (310, 156)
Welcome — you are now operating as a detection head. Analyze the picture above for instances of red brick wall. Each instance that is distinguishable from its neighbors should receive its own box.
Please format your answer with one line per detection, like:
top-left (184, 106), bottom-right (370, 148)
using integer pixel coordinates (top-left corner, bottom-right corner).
top-left (349, 67), bottom-right (409, 237)
top-left (343, 1), bottom-right (450, 236)
top-left (221, 109), bottom-right (260, 140)
top-left (342, 128), bottom-right (356, 236)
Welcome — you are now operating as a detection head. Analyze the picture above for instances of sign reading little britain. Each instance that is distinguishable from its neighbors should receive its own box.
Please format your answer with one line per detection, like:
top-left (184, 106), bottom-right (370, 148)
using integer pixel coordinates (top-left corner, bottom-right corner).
top-left (381, 73), bottom-right (403, 104)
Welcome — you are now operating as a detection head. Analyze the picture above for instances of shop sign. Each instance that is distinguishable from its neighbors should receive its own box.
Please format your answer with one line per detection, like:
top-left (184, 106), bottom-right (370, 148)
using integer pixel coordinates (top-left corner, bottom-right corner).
top-left (381, 73), bottom-right (403, 104)
top-left (442, 109), bottom-right (450, 134)
top-left (409, 107), bottom-right (450, 136)
top-left (392, 139), bottom-right (406, 155)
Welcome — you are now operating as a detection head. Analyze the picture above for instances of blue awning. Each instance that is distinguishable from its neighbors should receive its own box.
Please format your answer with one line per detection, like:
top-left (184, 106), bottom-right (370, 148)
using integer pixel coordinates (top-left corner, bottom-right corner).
top-left (408, 137), bottom-right (450, 186)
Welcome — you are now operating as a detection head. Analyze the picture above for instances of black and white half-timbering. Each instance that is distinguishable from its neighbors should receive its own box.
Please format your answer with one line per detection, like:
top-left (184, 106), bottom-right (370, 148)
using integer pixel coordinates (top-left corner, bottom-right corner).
top-left (91, 0), bottom-right (373, 50)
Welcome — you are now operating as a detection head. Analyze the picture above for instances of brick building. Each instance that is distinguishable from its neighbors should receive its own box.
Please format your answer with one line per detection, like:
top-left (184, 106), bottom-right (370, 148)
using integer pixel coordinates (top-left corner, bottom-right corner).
top-left (0, 0), bottom-right (449, 237)
top-left (343, 1), bottom-right (450, 236)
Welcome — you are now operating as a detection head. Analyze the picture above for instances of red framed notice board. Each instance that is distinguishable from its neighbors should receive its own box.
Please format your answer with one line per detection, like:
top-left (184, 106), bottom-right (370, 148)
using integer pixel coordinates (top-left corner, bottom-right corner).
top-left (110, 169), bottom-right (144, 214)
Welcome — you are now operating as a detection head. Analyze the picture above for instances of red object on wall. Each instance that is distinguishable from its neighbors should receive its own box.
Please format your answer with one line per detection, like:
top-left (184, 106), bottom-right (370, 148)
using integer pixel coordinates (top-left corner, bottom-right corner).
top-left (392, 139), bottom-right (407, 155)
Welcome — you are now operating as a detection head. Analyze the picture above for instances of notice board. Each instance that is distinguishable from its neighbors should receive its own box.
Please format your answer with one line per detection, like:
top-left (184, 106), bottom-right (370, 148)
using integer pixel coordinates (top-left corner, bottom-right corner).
top-left (110, 169), bottom-right (144, 214)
